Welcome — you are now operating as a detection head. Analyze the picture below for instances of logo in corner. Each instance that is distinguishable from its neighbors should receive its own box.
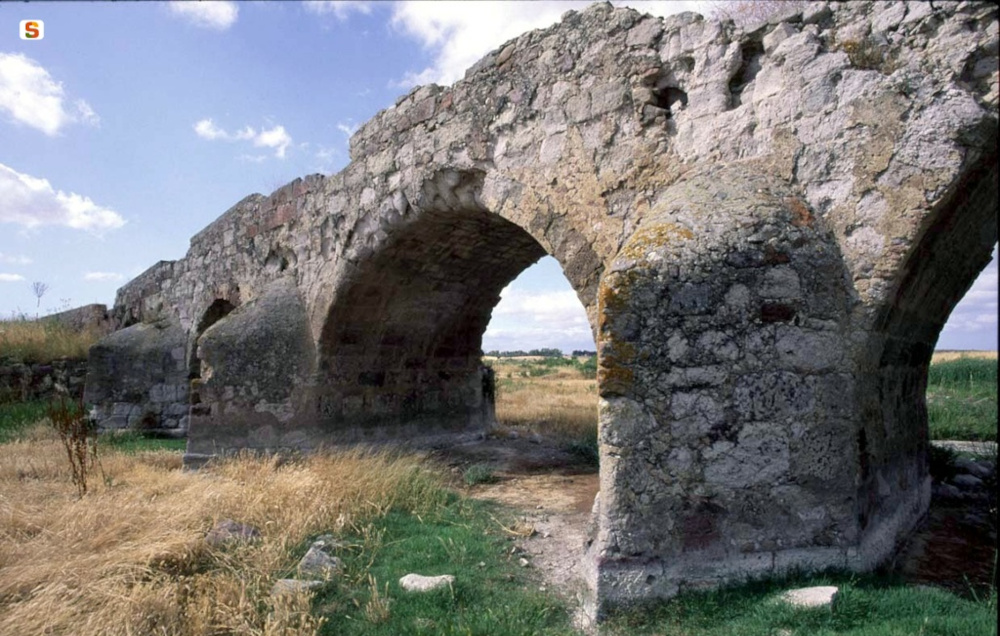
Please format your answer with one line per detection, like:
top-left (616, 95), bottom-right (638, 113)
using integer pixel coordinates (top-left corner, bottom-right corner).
top-left (20, 20), bottom-right (44, 40)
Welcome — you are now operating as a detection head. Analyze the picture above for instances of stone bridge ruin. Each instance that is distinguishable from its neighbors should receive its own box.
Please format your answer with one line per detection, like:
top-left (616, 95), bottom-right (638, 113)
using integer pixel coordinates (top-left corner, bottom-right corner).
top-left (85, 1), bottom-right (998, 617)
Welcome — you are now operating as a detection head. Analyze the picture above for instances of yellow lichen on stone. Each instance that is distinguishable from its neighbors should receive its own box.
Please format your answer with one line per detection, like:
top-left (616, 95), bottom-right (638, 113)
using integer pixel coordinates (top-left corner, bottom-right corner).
top-left (620, 222), bottom-right (694, 262)
top-left (598, 338), bottom-right (637, 396)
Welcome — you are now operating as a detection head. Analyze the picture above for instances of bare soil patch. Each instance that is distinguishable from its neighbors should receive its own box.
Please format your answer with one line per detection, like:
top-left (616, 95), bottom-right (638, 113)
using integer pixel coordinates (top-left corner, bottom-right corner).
top-left (428, 433), bottom-right (598, 612)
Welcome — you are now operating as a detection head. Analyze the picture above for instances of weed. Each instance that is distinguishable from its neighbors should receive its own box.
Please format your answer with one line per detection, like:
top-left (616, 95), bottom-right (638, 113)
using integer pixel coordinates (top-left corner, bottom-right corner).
top-left (46, 397), bottom-right (102, 496)
top-left (837, 35), bottom-right (899, 74)
top-left (603, 570), bottom-right (997, 635)
top-left (463, 463), bottom-right (498, 486)
top-left (99, 430), bottom-right (186, 453)
top-left (363, 575), bottom-right (392, 624)
top-left (315, 502), bottom-right (574, 636)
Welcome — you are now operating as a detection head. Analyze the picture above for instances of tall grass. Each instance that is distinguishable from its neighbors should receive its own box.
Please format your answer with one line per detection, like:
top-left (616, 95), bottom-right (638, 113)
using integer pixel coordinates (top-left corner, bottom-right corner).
top-left (0, 316), bottom-right (104, 363)
top-left (927, 356), bottom-right (997, 441)
top-left (0, 400), bottom-right (49, 443)
top-left (0, 425), bottom-right (448, 636)
top-left (491, 358), bottom-right (597, 442)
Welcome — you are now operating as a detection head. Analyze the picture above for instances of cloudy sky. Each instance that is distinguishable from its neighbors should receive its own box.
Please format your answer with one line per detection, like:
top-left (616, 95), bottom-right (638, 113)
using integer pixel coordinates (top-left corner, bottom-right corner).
top-left (0, 1), bottom-right (995, 353)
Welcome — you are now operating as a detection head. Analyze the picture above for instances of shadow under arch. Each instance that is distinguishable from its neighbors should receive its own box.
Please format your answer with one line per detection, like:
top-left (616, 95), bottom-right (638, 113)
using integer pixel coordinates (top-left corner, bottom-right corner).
top-left (314, 180), bottom-right (598, 438)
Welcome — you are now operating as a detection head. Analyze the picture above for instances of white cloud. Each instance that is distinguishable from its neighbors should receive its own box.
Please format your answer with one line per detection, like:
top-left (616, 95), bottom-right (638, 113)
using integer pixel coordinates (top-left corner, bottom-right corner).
top-left (0, 53), bottom-right (99, 136)
top-left (193, 118), bottom-right (228, 140)
top-left (168, 1), bottom-right (239, 30)
top-left (303, 1), bottom-right (373, 20)
top-left (493, 287), bottom-right (586, 323)
top-left (83, 272), bottom-right (124, 282)
top-left (0, 163), bottom-right (126, 233)
top-left (336, 120), bottom-right (359, 143)
top-left (0, 273), bottom-right (25, 282)
top-left (940, 249), bottom-right (998, 341)
top-left (254, 125), bottom-right (293, 157)
top-left (194, 119), bottom-right (292, 158)
top-left (0, 252), bottom-right (32, 265)
top-left (389, 1), bottom-right (710, 87)
top-left (313, 145), bottom-right (342, 173)
top-left (486, 286), bottom-right (593, 353)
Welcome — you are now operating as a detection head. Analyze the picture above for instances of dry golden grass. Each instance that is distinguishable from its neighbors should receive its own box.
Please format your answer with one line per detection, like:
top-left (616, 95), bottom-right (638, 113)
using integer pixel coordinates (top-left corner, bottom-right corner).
top-left (0, 318), bottom-right (105, 363)
top-left (491, 360), bottom-right (597, 440)
top-left (931, 350), bottom-right (998, 364)
top-left (0, 424), bottom-right (443, 636)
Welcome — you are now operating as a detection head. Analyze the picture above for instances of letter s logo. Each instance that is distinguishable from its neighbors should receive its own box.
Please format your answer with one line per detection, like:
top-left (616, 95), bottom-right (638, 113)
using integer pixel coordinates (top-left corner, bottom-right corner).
top-left (20, 20), bottom-right (44, 40)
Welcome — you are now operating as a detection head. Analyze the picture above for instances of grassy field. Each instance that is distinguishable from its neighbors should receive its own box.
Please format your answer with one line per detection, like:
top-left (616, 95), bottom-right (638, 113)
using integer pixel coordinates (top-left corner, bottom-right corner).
top-left (0, 315), bottom-right (104, 364)
top-left (927, 353), bottom-right (997, 441)
top-left (604, 572), bottom-right (996, 636)
top-left (0, 422), bottom-right (573, 636)
top-left (489, 356), bottom-right (597, 457)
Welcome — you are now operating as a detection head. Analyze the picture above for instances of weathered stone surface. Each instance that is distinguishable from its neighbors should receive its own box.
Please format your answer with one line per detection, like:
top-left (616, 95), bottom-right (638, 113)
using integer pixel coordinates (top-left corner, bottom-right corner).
top-left (271, 579), bottom-right (324, 598)
top-left (0, 359), bottom-right (89, 403)
top-left (85, 0), bottom-right (998, 620)
top-left (205, 519), bottom-right (261, 548)
top-left (399, 573), bottom-right (455, 592)
top-left (84, 319), bottom-right (188, 432)
top-left (297, 545), bottom-right (342, 580)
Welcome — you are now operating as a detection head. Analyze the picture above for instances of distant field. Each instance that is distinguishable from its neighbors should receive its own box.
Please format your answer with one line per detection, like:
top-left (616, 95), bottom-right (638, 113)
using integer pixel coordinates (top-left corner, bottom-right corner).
top-left (0, 316), bottom-right (102, 364)
top-left (931, 350), bottom-right (997, 363)
top-left (927, 354), bottom-right (997, 441)
top-left (489, 356), bottom-right (597, 442)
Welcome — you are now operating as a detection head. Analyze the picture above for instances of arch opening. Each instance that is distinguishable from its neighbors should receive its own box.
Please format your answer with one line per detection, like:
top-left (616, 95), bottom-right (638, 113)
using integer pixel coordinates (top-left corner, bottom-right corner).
top-left (317, 204), bottom-right (580, 438)
top-left (189, 299), bottom-right (237, 413)
top-left (483, 256), bottom-right (599, 465)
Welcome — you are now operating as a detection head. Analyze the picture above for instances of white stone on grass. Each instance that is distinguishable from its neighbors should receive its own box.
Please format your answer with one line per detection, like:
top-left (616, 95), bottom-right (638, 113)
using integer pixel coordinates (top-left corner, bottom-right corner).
top-left (399, 573), bottom-right (454, 592)
top-left (780, 586), bottom-right (839, 608)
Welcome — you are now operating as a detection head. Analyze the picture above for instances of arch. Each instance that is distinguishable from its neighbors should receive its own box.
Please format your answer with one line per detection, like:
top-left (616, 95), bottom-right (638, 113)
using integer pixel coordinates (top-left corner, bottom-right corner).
top-left (189, 298), bottom-right (237, 380)
top-left (315, 171), bottom-right (596, 438)
top-left (855, 154), bottom-right (998, 547)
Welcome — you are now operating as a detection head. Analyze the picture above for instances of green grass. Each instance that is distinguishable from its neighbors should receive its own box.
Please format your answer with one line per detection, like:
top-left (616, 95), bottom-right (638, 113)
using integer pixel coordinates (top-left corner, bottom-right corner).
top-left (604, 572), bottom-right (997, 636)
top-left (462, 463), bottom-right (498, 486)
top-left (313, 497), bottom-right (575, 636)
top-left (565, 426), bottom-right (599, 466)
top-left (927, 358), bottom-right (997, 441)
top-left (0, 402), bottom-right (184, 452)
top-left (0, 400), bottom-right (49, 442)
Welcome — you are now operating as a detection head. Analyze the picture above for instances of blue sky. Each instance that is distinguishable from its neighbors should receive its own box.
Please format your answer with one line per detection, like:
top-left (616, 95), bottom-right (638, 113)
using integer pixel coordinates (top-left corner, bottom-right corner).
top-left (0, 1), bottom-right (995, 353)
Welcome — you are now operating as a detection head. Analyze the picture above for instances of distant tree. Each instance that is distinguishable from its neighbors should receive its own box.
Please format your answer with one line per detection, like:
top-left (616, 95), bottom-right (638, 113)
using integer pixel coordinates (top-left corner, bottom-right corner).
top-left (31, 281), bottom-right (49, 308)
top-left (528, 348), bottom-right (563, 358)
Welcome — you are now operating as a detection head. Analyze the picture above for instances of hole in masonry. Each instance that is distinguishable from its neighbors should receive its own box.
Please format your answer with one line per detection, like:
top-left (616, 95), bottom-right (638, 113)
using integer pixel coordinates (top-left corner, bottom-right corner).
top-left (653, 86), bottom-right (688, 118)
top-left (729, 40), bottom-right (764, 108)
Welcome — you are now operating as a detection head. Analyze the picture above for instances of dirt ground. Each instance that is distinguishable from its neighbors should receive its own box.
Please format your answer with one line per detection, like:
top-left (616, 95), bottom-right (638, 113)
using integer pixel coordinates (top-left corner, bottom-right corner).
top-left (428, 432), bottom-right (998, 621)
top-left (428, 432), bottom-right (599, 623)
